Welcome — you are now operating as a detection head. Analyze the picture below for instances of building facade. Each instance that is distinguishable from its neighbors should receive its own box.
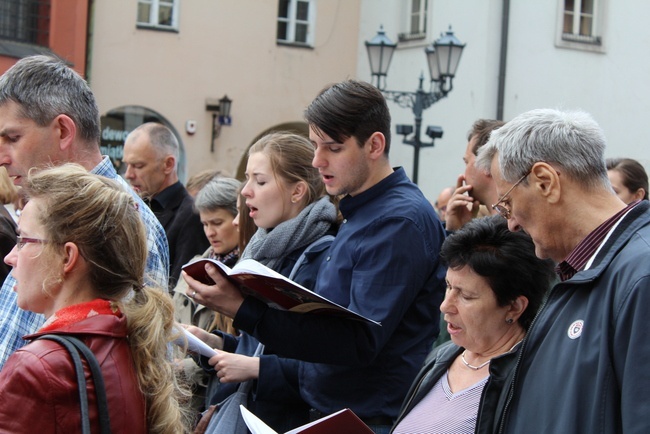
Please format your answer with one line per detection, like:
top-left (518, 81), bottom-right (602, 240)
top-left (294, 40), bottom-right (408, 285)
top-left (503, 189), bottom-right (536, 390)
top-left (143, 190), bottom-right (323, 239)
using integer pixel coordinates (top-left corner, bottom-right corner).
top-left (89, 0), bottom-right (362, 181)
top-left (1, 0), bottom-right (648, 199)
top-left (359, 0), bottom-right (650, 199)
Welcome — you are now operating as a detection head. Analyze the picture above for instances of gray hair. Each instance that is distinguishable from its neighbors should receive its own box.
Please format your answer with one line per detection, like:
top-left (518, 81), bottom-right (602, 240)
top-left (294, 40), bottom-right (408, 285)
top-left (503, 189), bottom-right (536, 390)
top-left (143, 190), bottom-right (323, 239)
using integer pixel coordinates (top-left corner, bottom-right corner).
top-left (127, 122), bottom-right (180, 163)
top-left (0, 55), bottom-right (100, 146)
top-left (194, 177), bottom-right (240, 216)
top-left (476, 108), bottom-right (609, 189)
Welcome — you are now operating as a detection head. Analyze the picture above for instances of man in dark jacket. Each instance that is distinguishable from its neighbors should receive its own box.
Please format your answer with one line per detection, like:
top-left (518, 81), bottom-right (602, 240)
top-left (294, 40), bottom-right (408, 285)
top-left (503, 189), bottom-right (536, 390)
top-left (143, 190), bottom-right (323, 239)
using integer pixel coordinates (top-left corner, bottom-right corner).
top-left (123, 122), bottom-right (208, 289)
top-left (475, 108), bottom-right (650, 433)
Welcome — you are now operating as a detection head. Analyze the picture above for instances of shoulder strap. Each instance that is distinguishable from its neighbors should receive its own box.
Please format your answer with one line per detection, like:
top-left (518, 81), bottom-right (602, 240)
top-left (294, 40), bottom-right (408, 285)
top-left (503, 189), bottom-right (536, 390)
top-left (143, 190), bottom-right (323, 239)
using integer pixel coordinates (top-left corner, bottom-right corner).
top-left (37, 334), bottom-right (112, 434)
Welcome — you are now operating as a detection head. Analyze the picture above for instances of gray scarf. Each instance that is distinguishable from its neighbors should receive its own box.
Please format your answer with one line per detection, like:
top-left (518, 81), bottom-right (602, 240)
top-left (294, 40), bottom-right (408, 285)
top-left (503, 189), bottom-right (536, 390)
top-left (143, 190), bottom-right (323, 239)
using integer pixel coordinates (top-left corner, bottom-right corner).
top-left (241, 196), bottom-right (337, 270)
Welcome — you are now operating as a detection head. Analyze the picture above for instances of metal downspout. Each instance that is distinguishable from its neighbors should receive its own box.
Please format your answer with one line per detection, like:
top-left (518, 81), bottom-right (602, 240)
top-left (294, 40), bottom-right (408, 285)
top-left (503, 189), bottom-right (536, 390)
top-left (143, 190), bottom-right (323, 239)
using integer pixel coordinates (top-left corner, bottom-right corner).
top-left (496, 0), bottom-right (510, 120)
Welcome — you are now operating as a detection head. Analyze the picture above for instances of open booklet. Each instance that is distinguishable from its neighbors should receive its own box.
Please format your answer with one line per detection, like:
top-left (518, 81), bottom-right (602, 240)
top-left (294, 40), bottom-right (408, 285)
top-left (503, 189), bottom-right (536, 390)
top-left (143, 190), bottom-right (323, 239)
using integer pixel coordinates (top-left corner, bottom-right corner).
top-left (182, 258), bottom-right (379, 325)
top-left (240, 405), bottom-right (374, 434)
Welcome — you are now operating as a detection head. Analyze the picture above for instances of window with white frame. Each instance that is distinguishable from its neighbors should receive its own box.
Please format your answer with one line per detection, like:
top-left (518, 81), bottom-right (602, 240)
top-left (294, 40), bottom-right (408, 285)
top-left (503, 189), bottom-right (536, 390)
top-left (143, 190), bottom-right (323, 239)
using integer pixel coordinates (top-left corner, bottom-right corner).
top-left (561, 0), bottom-right (601, 45)
top-left (137, 0), bottom-right (178, 30)
top-left (399, 0), bottom-right (428, 42)
top-left (277, 0), bottom-right (314, 46)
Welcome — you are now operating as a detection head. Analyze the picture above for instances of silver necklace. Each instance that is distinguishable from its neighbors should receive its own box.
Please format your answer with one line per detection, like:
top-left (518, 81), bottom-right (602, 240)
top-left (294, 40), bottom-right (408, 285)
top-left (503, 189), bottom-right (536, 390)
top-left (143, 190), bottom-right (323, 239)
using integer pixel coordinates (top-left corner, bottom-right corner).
top-left (461, 339), bottom-right (525, 371)
top-left (461, 351), bottom-right (490, 370)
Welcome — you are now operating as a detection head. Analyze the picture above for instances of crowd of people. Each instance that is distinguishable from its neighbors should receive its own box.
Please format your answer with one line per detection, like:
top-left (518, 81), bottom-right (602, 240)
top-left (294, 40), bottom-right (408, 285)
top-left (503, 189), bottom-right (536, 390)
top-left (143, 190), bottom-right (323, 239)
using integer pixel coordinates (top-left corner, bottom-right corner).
top-left (0, 53), bottom-right (647, 434)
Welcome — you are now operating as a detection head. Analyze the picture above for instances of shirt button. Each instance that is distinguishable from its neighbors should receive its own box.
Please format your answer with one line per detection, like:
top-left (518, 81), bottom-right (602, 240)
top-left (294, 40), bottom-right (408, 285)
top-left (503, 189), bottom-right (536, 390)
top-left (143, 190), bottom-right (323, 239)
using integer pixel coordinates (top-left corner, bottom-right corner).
top-left (326, 256), bottom-right (331, 261)
top-left (342, 219), bottom-right (347, 224)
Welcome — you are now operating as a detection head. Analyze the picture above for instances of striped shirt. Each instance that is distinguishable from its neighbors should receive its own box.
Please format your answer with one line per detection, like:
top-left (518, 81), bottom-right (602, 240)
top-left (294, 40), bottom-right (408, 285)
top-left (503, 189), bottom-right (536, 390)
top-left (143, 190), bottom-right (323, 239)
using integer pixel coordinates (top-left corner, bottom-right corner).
top-left (556, 200), bottom-right (640, 281)
top-left (393, 371), bottom-right (488, 434)
top-left (0, 156), bottom-right (169, 369)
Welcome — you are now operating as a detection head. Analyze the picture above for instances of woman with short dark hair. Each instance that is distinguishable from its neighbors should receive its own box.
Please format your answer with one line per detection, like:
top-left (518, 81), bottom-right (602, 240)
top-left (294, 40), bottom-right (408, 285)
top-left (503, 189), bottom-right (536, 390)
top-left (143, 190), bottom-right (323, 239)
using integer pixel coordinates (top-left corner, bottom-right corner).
top-left (392, 216), bottom-right (555, 434)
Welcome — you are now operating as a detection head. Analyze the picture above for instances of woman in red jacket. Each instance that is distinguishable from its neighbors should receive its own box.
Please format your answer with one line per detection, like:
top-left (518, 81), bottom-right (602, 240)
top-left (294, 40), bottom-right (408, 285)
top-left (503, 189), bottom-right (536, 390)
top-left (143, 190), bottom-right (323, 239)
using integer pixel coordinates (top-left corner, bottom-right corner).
top-left (0, 164), bottom-right (191, 433)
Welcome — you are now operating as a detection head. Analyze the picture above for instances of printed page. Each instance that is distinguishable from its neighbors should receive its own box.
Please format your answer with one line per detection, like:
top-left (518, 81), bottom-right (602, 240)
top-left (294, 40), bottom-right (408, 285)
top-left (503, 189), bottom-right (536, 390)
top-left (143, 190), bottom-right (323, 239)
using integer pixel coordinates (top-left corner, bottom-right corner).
top-left (173, 326), bottom-right (218, 358)
top-left (240, 405), bottom-right (278, 434)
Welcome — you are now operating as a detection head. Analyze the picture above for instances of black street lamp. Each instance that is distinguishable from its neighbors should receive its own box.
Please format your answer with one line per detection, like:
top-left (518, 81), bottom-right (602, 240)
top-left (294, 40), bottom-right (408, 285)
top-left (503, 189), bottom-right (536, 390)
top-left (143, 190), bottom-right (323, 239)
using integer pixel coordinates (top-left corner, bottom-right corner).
top-left (366, 26), bottom-right (465, 184)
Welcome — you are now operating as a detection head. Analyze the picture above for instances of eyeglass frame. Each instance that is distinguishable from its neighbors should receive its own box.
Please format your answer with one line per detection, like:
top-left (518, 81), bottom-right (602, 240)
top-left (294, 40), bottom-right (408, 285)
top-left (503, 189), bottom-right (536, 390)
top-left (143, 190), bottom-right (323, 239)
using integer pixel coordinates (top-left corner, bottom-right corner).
top-left (491, 170), bottom-right (531, 219)
top-left (16, 236), bottom-right (49, 250)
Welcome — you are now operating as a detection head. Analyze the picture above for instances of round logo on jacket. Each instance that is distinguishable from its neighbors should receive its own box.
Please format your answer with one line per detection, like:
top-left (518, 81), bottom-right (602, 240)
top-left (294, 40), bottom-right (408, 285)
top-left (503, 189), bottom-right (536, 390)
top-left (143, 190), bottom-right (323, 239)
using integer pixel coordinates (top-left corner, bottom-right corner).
top-left (567, 319), bottom-right (584, 339)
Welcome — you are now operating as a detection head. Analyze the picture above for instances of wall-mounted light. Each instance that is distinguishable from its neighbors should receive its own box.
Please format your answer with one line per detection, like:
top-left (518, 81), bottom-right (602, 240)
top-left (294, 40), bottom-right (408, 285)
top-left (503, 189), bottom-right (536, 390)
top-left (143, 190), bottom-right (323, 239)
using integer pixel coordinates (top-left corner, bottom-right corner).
top-left (205, 94), bottom-right (233, 153)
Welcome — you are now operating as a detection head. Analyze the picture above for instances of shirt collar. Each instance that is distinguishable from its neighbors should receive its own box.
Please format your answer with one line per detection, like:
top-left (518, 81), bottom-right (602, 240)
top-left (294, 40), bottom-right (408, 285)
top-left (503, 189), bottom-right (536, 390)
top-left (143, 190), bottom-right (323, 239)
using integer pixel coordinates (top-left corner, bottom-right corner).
top-left (555, 200), bottom-right (641, 281)
top-left (339, 167), bottom-right (406, 218)
top-left (149, 181), bottom-right (183, 210)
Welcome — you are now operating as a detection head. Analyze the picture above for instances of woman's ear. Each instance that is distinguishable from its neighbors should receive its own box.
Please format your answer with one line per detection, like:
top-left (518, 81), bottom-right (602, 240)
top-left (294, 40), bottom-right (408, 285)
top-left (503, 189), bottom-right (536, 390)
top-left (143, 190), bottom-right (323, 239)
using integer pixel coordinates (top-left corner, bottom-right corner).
top-left (62, 242), bottom-right (81, 274)
top-left (291, 181), bottom-right (308, 204)
top-left (507, 295), bottom-right (529, 323)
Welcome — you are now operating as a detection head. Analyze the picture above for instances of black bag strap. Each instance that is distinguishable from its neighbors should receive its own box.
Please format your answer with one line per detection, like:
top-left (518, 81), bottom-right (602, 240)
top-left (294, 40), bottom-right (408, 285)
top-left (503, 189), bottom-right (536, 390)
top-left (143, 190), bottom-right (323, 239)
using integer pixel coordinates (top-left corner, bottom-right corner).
top-left (37, 334), bottom-right (112, 434)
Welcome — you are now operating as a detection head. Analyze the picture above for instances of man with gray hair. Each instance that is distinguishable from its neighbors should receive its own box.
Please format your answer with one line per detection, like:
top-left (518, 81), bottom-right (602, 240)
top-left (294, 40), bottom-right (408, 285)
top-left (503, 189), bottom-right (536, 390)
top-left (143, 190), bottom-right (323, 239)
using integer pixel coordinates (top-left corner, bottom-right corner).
top-left (123, 122), bottom-right (208, 289)
top-left (0, 55), bottom-right (169, 369)
top-left (475, 108), bottom-right (650, 433)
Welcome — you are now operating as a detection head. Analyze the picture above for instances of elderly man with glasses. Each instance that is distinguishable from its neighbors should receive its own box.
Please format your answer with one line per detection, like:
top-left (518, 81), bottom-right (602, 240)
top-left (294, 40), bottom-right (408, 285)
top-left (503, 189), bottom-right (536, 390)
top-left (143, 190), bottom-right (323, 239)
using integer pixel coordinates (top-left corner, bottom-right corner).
top-left (474, 108), bottom-right (650, 433)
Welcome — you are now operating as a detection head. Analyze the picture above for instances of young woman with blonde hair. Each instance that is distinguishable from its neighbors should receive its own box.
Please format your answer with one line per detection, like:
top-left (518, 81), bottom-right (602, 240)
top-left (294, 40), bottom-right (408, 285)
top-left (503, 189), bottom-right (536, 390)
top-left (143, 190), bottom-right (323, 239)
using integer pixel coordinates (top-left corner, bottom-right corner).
top-left (0, 164), bottom-right (191, 434)
top-left (187, 132), bottom-right (338, 432)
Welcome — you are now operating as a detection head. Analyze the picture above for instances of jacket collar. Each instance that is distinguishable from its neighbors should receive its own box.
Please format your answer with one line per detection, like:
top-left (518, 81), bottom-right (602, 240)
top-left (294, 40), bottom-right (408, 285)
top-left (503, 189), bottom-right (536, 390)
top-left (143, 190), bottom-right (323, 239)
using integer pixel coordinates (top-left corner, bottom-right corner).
top-left (565, 200), bottom-right (650, 284)
top-left (25, 313), bottom-right (128, 341)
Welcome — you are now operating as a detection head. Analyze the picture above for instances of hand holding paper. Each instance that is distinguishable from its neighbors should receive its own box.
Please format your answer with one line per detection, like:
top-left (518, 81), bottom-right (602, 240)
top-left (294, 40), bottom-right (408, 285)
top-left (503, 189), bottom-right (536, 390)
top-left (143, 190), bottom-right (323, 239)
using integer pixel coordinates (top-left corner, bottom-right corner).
top-left (173, 325), bottom-right (218, 358)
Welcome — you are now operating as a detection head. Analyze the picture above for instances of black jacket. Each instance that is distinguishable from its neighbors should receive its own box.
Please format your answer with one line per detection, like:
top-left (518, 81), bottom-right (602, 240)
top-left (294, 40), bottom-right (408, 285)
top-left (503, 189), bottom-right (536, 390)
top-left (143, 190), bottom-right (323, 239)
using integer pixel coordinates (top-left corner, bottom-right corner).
top-left (150, 181), bottom-right (209, 289)
top-left (392, 340), bottom-right (520, 434)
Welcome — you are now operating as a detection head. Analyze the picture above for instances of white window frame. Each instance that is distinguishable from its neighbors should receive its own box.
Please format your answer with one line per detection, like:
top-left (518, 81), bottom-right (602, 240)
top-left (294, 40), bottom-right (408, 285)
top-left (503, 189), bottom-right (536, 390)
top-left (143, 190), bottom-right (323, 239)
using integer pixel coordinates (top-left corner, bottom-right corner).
top-left (277, 0), bottom-right (315, 46)
top-left (399, 0), bottom-right (428, 43)
top-left (137, 0), bottom-right (180, 31)
top-left (555, 0), bottom-right (606, 53)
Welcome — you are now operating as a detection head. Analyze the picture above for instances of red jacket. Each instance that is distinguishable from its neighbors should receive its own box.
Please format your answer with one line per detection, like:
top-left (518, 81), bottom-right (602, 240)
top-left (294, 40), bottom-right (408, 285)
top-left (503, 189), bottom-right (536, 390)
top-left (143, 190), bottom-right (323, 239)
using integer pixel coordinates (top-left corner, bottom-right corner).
top-left (0, 313), bottom-right (147, 433)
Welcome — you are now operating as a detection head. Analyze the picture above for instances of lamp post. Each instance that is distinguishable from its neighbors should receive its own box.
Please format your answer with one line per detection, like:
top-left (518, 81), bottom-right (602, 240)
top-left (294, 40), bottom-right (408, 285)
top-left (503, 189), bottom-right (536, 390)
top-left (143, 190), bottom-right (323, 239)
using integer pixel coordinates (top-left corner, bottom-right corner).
top-left (366, 26), bottom-right (465, 184)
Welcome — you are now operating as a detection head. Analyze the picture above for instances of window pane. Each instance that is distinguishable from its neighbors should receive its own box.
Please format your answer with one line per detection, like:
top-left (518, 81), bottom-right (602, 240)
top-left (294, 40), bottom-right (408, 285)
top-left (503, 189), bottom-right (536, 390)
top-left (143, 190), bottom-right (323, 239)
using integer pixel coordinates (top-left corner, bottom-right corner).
top-left (158, 5), bottom-right (172, 26)
top-left (295, 23), bottom-right (307, 43)
top-left (278, 0), bottom-right (289, 18)
top-left (581, 0), bottom-right (594, 14)
top-left (296, 1), bottom-right (309, 21)
top-left (412, 0), bottom-right (421, 13)
top-left (579, 15), bottom-right (592, 36)
top-left (277, 21), bottom-right (287, 40)
top-left (564, 0), bottom-right (575, 13)
top-left (411, 15), bottom-right (420, 34)
top-left (137, 4), bottom-right (151, 23)
top-left (563, 12), bottom-right (573, 33)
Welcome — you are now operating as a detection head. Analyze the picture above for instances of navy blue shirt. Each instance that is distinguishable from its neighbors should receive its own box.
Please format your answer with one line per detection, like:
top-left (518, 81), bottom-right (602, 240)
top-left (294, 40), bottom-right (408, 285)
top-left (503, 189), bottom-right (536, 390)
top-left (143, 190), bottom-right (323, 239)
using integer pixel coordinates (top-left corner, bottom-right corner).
top-left (235, 167), bottom-right (447, 420)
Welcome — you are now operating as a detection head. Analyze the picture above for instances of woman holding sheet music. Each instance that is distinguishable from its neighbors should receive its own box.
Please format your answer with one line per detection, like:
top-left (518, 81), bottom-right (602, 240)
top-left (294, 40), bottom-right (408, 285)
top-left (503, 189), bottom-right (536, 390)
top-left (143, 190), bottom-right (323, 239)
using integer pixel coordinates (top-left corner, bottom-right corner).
top-left (185, 132), bottom-right (338, 432)
top-left (0, 165), bottom-right (191, 434)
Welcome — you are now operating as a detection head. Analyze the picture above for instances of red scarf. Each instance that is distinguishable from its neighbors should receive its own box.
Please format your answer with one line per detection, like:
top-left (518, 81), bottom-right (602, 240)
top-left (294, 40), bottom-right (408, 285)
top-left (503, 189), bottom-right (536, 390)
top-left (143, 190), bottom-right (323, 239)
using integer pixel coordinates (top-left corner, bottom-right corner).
top-left (39, 299), bottom-right (121, 333)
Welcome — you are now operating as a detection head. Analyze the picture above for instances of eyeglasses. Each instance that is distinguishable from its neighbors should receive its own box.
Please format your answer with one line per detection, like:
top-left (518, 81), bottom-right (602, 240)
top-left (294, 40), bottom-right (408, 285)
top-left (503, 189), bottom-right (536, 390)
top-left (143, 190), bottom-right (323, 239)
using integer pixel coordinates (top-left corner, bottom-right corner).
top-left (16, 236), bottom-right (49, 250)
top-left (491, 171), bottom-right (531, 219)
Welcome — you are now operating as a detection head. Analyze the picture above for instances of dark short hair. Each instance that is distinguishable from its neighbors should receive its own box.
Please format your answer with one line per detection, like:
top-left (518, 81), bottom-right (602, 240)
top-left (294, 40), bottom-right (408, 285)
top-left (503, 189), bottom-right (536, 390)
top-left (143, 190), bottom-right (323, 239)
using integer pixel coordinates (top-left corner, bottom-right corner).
top-left (468, 119), bottom-right (505, 155)
top-left (440, 215), bottom-right (555, 330)
top-left (606, 158), bottom-right (649, 200)
top-left (305, 80), bottom-right (391, 154)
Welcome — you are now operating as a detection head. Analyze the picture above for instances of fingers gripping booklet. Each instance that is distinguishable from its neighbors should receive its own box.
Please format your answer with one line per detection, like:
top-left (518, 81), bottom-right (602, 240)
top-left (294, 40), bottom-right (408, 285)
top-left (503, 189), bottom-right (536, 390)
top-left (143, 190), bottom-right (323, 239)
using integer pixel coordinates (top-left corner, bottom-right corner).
top-left (182, 258), bottom-right (379, 325)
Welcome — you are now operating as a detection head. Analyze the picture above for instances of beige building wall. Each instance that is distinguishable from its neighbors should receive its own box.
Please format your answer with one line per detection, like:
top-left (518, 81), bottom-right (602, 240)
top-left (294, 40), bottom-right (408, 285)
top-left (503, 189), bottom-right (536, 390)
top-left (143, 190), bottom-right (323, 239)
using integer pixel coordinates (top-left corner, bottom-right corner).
top-left (88, 0), bottom-right (361, 180)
